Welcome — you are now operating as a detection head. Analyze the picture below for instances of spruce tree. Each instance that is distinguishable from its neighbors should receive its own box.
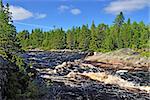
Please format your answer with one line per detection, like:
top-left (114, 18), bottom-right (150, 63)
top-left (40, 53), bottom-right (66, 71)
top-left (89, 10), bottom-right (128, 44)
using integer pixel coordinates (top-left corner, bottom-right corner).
top-left (17, 30), bottom-right (30, 49)
top-left (114, 12), bottom-right (125, 28)
top-left (74, 27), bottom-right (81, 49)
top-left (89, 21), bottom-right (97, 51)
top-left (79, 25), bottom-right (91, 51)
top-left (29, 28), bottom-right (43, 48)
top-left (96, 23), bottom-right (107, 51)
top-left (66, 29), bottom-right (75, 50)
top-left (0, 1), bottom-right (31, 99)
top-left (113, 12), bottom-right (125, 49)
top-left (0, 0), bottom-right (21, 58)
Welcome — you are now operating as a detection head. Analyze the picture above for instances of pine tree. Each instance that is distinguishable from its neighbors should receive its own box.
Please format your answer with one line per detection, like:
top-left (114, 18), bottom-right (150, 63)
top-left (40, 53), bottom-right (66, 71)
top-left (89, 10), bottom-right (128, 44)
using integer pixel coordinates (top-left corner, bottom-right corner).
top-left (114, 12), bottom-right (125, 28)
top-left (0, 1), bottom-right (21, 58)
top-left (57, 28), bottom-right (66, 49)
top-left (0, 1), bottom-right (32, 99)
top-left (121, 19), bottom-right (132, 48)
top-left (96, 23), bottom-right (107, 51)
top-left (138, 21), bottom-right (149, 49)
top-left (89, 21), bottom-right (97, 51)
top-left (103, 26), bottom-right (116, 51)
top-left (113, 12), bottom-right (125, 49)
top-left (79, 25), bottom-right (91, 50)
top-left (47, 28), bottom-right (66, 49)
top-left (17, 30), bottom-right (30, 49)
top-left (130, 21), bottom-right (140, 49)
top-left (29, 29), bottom-right (43, 48)
top-left (66, 29), bottom-right (75, 50)
top-left (42, 31), bottom-right (50, 49)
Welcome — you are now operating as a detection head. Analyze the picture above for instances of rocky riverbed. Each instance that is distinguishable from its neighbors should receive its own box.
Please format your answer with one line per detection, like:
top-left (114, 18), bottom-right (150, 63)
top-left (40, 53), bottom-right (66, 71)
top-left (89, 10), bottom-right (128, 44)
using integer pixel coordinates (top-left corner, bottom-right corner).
top-left (21, 49), bottom-right (150, 100)
top-left (21, 50), bottom-right (87, 69)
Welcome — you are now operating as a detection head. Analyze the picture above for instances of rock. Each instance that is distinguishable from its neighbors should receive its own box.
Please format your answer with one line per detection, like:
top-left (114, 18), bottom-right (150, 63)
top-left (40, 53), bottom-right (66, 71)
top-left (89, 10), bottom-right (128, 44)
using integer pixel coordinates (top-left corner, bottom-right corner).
top-left (21, 50), bottom-right (150, 100)
top-left (116, 70), bottom-right (128, 75)
top-left (55, 62), bottom-right (67, 69)
top-left (44, 80), bottom-right (149, 100)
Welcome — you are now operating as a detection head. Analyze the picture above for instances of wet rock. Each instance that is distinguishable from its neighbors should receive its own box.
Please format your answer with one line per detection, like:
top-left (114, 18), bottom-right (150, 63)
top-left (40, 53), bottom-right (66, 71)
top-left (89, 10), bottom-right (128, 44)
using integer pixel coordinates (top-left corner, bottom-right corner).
top-left (21, 50), bottom-right (150, 100)
top-left (43, 80), bottom-right (149, 100)
top-left (116, 71), bottom-right (150, 86)
top-left (21, 51), bottom-right (87, 68)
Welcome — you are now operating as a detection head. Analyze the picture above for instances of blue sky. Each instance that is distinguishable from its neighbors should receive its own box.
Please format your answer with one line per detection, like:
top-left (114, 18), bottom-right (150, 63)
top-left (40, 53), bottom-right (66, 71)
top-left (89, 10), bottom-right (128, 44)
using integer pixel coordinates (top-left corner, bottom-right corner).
top-left (4, 0), bottom-right (150, 32)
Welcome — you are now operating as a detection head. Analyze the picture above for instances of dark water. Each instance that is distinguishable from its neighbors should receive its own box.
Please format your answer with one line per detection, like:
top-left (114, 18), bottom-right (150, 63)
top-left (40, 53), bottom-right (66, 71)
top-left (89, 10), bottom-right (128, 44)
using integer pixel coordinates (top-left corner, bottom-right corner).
top-left (21, 51), bottom-right (87, 68)
top-left (21, 51), bottom-right (150, 86)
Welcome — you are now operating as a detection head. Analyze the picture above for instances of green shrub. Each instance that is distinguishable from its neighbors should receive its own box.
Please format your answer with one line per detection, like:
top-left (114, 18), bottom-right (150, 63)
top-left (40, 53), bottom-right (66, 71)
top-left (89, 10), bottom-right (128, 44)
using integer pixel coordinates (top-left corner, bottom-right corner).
top-left (140, 51), bottom-right (150, 57)
top-left (25, 80), bottom-right (39, 98)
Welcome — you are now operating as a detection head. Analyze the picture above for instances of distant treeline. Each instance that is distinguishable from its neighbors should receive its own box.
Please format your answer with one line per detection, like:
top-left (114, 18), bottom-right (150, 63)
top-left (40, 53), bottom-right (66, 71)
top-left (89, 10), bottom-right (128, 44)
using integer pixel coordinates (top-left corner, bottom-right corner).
top-left (17, 12), bottom-right (150, 52)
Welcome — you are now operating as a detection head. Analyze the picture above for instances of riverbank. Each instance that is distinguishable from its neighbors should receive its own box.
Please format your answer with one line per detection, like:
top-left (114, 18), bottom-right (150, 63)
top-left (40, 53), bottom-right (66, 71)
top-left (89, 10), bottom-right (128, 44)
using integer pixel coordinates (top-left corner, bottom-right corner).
top-left (20, 48), bottom-right (150, 100)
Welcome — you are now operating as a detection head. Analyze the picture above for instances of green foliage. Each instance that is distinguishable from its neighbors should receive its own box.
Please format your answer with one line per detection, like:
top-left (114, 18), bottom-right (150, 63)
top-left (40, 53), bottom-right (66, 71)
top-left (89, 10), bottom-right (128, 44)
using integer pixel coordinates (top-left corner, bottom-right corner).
top-left (79, 25), bottom-right (91, 50)
top-left (0, 1), bottom-right (41, 99)
top-left (6, 53), bottom-right (42, 100)
top-left (17, 30), bottom-right (30, 49)
top-left (6, 55), bottom-right (30, 99)
top-left (25, 80), bottom-right (40, 98)
top-left (42, 28), bottom-right (66, 50)
top-left (140, 51), bottom-right (150, 57)
top-left (89, 21), bottom-right (97, 51)
top-left (30, 29), bottom-right (44, 48)
top-left (66, 29), bottom-right (75, 49)
top-left (12, 55), bottom-right (26, 72)
top-left (114, 11), bottom-right (125, 28)
top-left (0, 2), bottom-right (21, 59)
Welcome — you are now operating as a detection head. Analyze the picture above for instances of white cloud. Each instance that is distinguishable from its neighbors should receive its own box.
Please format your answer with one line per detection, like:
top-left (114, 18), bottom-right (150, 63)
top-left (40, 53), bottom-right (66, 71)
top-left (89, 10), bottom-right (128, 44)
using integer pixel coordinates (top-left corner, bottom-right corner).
top-left (9, 5), bottom-right (47, 20)
top-left (10, 5), bottom-right (33, 20)
top-left (35, 13), bottom-right (47, 19)
top-left (70, 8), bottom-right (81, 15)
top-left (104, 0), bottom-right (149, 14)
top-left (58, 5), bottom-right (81, 15)
top-left (58, 5), bottom-right (69, 12)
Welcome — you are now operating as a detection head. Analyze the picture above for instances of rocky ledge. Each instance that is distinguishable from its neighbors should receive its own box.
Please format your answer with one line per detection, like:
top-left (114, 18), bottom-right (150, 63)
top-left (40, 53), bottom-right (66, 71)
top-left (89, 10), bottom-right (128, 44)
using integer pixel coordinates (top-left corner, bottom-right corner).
top-left (22, 49), bottom-right (150, 100)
